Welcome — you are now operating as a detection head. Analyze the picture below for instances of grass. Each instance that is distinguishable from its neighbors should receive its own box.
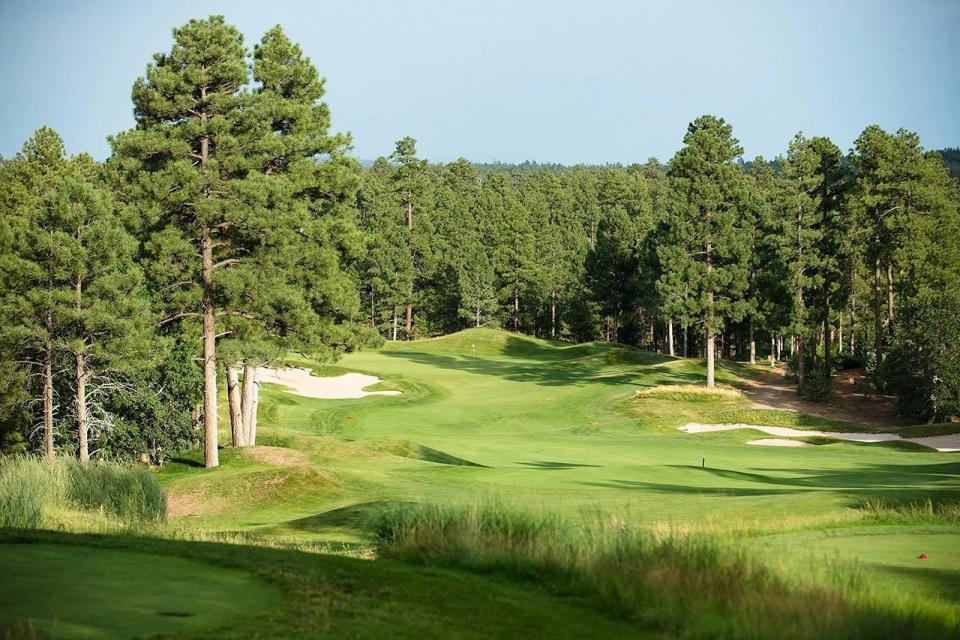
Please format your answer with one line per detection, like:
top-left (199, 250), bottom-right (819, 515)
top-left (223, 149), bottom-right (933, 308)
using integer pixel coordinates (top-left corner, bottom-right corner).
top-left (900, 423), bottom-right (960, 438)
top-left (373, 501), bottom-right (959, 639)
top-left (0, 457), bottom-right (165, 529)
top-left (4, 327), bottom-right (960, 637)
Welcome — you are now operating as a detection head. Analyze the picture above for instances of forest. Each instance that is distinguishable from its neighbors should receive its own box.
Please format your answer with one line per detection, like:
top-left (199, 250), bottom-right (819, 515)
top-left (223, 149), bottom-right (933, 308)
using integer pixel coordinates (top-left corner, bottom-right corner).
top-left (1, 16), bottom-right (959, 470)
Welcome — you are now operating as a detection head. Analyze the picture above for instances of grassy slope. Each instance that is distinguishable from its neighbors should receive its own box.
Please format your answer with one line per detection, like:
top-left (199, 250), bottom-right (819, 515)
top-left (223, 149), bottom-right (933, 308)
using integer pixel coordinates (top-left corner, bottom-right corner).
top-left (6, 328), bottom-right (959, 636)
top-left (164, 328), bottom-right (960, 539)
top-left (0, 529), bottom-right (643, 640)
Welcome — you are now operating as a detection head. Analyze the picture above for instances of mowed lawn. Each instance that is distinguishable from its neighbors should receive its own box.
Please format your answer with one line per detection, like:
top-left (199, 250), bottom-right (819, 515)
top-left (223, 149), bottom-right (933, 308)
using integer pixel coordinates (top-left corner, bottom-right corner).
top-left (158, 328), bottom-right (960, 605)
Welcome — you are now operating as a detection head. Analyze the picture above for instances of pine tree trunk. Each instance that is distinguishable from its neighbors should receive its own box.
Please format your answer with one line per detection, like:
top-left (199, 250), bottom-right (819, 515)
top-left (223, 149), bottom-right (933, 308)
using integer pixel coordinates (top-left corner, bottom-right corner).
top-left (668, 319), bottom-right (675, 357)
top-left (513, 275), bottom-right (520, 331)
top-left (823, 297), bottom-right (833, 377)
top-left (241, 364), bottom-right (256, 447)
top-left (850, 299), bottom-right (856, 353)
top-left (770, 335), bottom-right (775, 366)
top-left (43, 344), bottom-right (55, 461)
top-left (706, 234), bottom-right (715, 388)
top-left (874, 254), bottom-right (883, 362)
top-left (683, 323), bottom-right (689, 358)
top-left (706, 327), bottom-right (715, 388)
top-left (76, 353), bottom-right (89, 463)
top-left (838, 312), bottom-right (844, 354)
top-left (551, 293), bottom-right (557, 339)
top-left (248, 377), bottom-right (260, 446)
top-left (227, 365), bottom-right (242, 447)
top-left (406, 303), bottom-right (413, 339)
top-left (886, 261), bottom-right (895, 328)
top-left (392, 309), bottom-right (398, 341)
top-left (749, 318), bottom-right (756, 365)
top-left (201, 226), bottom-right (219, 468)
top-left (797, 334), bottom-right (806, 394)
top-left (476, 303), bottom-right (481, 328)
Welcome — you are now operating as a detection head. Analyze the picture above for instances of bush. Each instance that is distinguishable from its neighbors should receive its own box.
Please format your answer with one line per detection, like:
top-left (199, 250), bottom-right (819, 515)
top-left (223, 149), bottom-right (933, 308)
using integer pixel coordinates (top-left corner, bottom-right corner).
top-left (803, 365), bottom-right (833, 401)
top-left (885, 290), bottom-right (960, 422)
top-left (0, 457), bottom-right (165, 529)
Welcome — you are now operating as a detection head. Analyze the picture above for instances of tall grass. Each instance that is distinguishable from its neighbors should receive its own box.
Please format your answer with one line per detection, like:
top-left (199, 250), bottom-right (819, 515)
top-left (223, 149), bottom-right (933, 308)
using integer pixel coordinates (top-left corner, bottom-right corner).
top-left (373, 502), bottom-right (958, 639)
top-left (0, 457), bottom-right (166, 529)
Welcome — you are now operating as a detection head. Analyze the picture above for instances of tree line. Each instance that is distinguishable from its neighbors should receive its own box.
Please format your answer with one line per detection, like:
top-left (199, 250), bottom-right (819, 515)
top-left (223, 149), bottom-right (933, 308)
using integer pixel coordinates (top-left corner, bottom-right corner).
top-left (2, 16), bottom-right (958, 468)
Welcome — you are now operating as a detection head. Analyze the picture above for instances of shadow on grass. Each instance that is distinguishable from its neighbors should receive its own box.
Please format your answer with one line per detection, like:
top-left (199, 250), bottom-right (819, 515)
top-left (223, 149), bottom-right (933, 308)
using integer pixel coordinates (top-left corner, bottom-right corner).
top-left (378, 349), bottom-right (703, 389)
top-left (579, 461), bottom-right (960, 501)
top-left (516, 461), bottom-right (603, 470)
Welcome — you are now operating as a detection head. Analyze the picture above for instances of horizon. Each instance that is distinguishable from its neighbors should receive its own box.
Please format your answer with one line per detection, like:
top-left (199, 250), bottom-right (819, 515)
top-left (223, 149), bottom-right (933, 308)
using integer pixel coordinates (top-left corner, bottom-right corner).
top-left (1, 1), bottom-right (959, 164)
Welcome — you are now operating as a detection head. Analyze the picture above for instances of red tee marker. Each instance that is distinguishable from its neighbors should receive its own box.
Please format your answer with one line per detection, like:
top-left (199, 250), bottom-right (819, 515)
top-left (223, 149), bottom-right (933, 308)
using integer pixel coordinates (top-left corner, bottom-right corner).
top-left (919, 553), bottom-right (928, 560)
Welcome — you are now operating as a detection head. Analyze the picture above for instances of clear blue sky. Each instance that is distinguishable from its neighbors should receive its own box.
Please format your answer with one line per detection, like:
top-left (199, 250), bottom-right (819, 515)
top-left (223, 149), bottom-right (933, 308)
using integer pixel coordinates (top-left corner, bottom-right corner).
top-left (1, 0), bottom-right (958, 164)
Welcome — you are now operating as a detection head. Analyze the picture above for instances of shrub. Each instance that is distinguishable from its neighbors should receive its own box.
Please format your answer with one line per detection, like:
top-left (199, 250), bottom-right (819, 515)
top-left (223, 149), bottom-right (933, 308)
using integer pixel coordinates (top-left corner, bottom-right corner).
top-left (802, 365), bottom-right (833, 401)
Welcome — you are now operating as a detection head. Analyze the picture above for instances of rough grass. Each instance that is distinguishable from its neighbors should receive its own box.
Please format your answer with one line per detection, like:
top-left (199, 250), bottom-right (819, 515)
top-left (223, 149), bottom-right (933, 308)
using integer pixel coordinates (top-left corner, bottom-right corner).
top-left (900, 423), bottom-right (960, 438)
top-left (0, 457), bottom-right (165, 528)
top-left (635, 384), bottom-right (744, 402)
top-left (373, 501), bottom-right (958, 639)
top-left (705, 408), bottom-right (863, 431)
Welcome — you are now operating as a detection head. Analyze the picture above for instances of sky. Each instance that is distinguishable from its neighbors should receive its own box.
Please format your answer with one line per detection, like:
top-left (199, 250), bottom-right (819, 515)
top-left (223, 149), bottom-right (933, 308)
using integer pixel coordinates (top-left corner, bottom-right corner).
top-left (1, 0), bottom-right (958, 164)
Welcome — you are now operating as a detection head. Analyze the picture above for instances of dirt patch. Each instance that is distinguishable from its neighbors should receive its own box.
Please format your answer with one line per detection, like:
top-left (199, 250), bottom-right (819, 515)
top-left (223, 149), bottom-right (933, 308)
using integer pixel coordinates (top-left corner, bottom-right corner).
top-left (743, 367), bottom-right (904, 429)
top-left (167, 491), bottom-right (229, 518)
top-left (244, 446), bottom-right (310, 467)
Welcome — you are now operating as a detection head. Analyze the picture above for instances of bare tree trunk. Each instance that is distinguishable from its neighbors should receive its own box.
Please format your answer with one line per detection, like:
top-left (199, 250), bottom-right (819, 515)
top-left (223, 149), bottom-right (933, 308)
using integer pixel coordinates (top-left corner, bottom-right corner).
top-left (850, 299), bottom-right (856, 353)
top-left (227, 365), bottom-right (242, 447)
top-left (43, 344), bottom-right (55, 461)
top-left (201, 226), bottom-right (219, 468)
top-left (392, 309), bottom-right (398, 341)
top-left (749, 318), bottom-right (756, 365)
top-left (706, 234), bottom-right (715, 388)
top-left (823, 297), bottom-right (833, 377)
top-left (476, 303), bottom-right (481, 328)
top-left (406, 303), bottom-right (413, 339)
top-left (513, 276), bottom-right (520, 331)
top-left (886, 261), bottom-right (895, 328)
top-left (683, 323), bottom-right (689, 358)
top-left (838, 312), bottom-right (843, 354)
top-left (668, 319), bottom-right (675, 357)
top-left (770, 335), bottom-right (775, 366)
top-left (241, 364), bottom-right (256, 447)
top-left (874, 254), bottom-right (883, 362)
top-left (76, 353), bottom-right (89, 463)
top-left (248, 377), bottom-right (260, 446)
top-left (550, 292), bottom-right (557, 339)
top-left (797, 334), bottom-right (806, 394)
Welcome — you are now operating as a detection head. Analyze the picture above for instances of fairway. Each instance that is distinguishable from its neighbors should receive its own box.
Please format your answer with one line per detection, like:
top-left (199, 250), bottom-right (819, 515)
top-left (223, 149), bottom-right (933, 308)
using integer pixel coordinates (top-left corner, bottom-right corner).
top-left (156, 329), bottom-right (960, 604)
top-left (0, 543), bottom-right (281, 638)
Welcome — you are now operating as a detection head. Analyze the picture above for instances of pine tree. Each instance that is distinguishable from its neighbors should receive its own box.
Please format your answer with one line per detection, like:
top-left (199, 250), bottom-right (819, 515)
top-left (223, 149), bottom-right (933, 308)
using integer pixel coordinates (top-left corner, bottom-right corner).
top-left (659, 116), bottom-right (749, 387)
top-left (0, 128), bottom-right (69, 459)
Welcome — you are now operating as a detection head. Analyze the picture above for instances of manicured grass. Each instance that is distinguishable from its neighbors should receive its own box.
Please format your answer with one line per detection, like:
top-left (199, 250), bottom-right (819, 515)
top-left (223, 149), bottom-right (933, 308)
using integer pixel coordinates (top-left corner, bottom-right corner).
top-left (0, 540), bottom-right (281, 639)
top-left (0, 529), bottom-right (643, 639)
top-left (6, 328), bottom-right (960, 637)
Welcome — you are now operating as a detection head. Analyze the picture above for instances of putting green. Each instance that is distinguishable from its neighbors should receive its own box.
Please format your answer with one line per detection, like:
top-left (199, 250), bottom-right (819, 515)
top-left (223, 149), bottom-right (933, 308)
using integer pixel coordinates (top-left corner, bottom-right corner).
top-left (0, 543), bottom-right (282, 638)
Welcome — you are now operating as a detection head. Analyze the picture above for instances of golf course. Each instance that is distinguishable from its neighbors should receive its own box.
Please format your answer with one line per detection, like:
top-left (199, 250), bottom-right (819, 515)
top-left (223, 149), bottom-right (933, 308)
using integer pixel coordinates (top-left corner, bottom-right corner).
top-left (3, 329), bottom-right (959, 638)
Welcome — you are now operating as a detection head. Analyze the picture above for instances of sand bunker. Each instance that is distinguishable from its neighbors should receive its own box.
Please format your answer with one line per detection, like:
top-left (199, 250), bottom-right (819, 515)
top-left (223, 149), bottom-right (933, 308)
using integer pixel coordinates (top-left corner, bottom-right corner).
top-left (255, 368), bottom-right (401, 400)
top-left (747, 438), bottom-right (811, 447)
top-left (680, 423), bottom-right (960, 452)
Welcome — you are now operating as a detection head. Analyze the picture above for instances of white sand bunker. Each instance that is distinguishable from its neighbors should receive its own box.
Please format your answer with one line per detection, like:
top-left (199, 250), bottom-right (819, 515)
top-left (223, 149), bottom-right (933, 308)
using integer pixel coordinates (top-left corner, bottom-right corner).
top-left (680, 423), bottom-right (960, 452)
top-left (255, 368), bottom-right (401, 400)
top-left (747, 438), bottom-right (811, 448)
